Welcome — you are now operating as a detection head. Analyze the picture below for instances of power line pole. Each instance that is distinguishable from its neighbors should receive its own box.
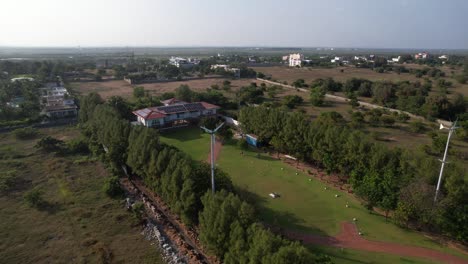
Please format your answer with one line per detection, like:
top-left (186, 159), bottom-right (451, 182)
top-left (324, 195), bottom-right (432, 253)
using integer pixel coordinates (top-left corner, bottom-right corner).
top-left (201, 123), bottom-right (224, 193)
top-left (434, 120), bottom-right (459, 202)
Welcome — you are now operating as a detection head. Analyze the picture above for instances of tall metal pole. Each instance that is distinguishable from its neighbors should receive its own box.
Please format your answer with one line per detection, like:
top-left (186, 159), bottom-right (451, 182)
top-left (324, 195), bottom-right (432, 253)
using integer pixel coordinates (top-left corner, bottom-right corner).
top-left (434, 121), bottom-right (458, 202)
top-left (210, 133), bottom-right (215, 193)
top-left (201, 123), bottom-right (224, 194)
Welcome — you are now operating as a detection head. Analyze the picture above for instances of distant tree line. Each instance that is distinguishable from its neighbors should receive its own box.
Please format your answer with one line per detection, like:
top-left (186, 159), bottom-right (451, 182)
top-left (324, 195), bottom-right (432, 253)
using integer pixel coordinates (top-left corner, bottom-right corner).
top-left (79, 93), bottom-right (321, 263)
top-left (239, 106), bottom-right (467, 243)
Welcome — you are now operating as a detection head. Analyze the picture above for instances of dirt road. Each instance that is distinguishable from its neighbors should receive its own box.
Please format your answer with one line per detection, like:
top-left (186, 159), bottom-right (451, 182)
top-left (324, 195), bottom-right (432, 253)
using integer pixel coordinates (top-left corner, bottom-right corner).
top-left (285, 222), bottom-right (467, 264)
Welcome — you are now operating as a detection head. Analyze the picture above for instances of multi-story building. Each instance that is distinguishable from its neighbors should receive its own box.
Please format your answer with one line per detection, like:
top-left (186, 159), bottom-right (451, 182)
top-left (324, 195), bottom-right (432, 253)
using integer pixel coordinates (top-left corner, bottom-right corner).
top-left (288, 53), bottom-right (303, 67)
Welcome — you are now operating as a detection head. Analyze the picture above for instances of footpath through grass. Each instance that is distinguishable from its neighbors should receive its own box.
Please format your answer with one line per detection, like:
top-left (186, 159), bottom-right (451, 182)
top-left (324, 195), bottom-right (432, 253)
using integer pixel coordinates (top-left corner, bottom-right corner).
top-left (0, 127), bottom-right (163, 264)
top-left (160, 127), bottom-right (468, 261)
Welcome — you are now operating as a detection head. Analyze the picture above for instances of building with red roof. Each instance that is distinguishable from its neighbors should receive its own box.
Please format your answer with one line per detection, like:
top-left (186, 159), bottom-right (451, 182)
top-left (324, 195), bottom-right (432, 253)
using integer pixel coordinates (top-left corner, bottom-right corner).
top-left (133, 99), bottom-right (220, 128)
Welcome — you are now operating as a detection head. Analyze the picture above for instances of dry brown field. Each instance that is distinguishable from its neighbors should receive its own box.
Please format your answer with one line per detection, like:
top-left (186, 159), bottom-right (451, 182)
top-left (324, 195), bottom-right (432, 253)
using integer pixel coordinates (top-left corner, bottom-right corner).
top-left (71, 78), bottom-right (260, 99)
top-left (252, 66), bottom-right (421, 83)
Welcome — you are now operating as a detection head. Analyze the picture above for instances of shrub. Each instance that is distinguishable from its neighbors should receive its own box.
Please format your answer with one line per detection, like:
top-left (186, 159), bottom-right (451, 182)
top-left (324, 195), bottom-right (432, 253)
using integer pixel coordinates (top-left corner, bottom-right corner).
top-left (131, 202), bottom-right (145, 221)
top-left (13, 127), bottom-right (39, 140)
top-left (66, 138), bottom-right (89, 154)
top-left (397, 113), bottom-right (410, 123)
top-left (237, 138), bottom-right (249, 150)
top-left (103, 176), bottom-right (123, 198)
top-left (34, 136), bottom-right (64, 152)
top-left (409, 121), bottom-right (426, 133)
top-left (380, 116), bottom-right (395, 127)
top-left (0, 170), bottom-right (16, 193)
top-left (24, 188), bottom-right (45, 208)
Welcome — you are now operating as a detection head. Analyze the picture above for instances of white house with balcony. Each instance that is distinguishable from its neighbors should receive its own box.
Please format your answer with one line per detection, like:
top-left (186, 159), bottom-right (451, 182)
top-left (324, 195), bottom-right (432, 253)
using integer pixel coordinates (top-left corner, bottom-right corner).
top-left (288, 53), bottom-right (303, 67)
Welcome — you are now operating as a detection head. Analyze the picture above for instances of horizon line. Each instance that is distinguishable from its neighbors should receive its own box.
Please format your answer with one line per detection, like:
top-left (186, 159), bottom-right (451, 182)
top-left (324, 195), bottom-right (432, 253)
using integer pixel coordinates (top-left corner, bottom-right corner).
top-left (1, 45), bottom-right (467, 51)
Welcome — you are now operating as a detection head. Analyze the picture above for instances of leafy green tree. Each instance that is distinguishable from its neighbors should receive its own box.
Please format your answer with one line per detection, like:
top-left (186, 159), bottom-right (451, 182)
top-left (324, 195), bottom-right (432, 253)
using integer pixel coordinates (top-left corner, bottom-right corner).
top-left (107, 96), bottom-right (132, 119)
top-left (103, 176), bottom-right (123, 198)
top-left (78, 92), bottom-right (103, 123)
top-left (310, 86), bottom-right (325, 106)
top-left (133, 86), bottom-right (145, 98)
top-left (175, 84), bottom-right (193, 102)
top-left (282, 95), bottom-right (303, 109)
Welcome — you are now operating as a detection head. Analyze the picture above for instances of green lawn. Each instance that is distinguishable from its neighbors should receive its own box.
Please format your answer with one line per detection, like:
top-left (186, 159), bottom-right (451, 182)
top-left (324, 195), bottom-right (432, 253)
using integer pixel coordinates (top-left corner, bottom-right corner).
top-left (160, 127), bottom-right (468, 262)
top-left (311, 245), bottom-right (438, 264)
top-left (160, 128), bottom-right (211, 161)
top-left (0, 127), bottom-right (164, 263)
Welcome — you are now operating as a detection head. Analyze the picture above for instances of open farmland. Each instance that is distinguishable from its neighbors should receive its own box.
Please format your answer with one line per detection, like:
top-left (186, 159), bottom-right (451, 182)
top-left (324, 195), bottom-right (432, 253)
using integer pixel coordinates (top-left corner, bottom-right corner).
top-left (71, 78), bottom-right (259, 99)
top-left (253, 66), bottom-right (422, 83)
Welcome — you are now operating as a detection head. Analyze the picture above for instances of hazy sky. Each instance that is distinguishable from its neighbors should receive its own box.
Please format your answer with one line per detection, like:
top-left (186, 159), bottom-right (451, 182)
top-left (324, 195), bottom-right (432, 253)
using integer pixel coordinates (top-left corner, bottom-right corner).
top-left (1, 0), bottom-right (467, 49)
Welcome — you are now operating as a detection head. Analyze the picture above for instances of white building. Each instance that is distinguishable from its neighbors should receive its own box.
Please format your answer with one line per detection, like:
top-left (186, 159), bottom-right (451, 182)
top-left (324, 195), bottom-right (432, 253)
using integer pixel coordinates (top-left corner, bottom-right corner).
top-left (169, 57), bottom-right (199, 68)
top-left (392, 56), bottom-right (401, 63)
top-left (354, 56), bottom-right (367, 61)
top-left (288, 53), bottom-right (303, 67)
top-left (438, 55), bottom-right (448, 60)
top-left (331, 57), bottom-right (341, 63)
top-left (414, 52), bottom-right (429, 59)
top-left (211, 64), bottom-right (241, 78)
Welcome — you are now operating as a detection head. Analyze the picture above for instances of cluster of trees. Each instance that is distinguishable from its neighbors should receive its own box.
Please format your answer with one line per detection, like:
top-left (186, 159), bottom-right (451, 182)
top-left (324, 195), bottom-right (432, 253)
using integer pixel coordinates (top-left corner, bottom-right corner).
top-left (307, 77), bottom-right (466, 121)
top-left (239, 106), bottom-right (467, 243)
top-left (199, 190), bottom-right (320, 263)
top-left (0, 79), bottom-right (42, 126)
top-left (79, 93), bottom-right (317, 261)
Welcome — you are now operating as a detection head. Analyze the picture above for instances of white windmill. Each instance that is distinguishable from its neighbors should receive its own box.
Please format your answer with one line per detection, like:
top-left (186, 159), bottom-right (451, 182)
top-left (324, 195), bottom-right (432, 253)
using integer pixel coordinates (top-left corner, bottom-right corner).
top-left (434, 120), bottom-right (459, 202)
top-left (200, 123), bottom-right (224, 193)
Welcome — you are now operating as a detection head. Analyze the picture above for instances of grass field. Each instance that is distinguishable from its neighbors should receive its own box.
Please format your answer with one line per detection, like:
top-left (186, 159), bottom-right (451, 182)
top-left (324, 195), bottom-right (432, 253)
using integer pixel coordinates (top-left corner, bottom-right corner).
top-left (312, 245), bottom-right (438, 264)
top-left (71, 78), bottom-right (259, 99)
top-left (160, 127), bottom-right (468, 262)
top-left (0, 126), bottom-right (163, 264)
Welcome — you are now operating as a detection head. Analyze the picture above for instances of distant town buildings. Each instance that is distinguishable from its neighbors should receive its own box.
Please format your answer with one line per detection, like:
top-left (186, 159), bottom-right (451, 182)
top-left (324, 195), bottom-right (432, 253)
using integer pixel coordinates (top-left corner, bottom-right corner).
top-left (133, 100), bottom-right (220, 128)
top-left (331, 56), bottom-right (341, 63)
top-left (414, 52), bottom-right (429, 59)
top-left (353, 56), bottom-right (368, 61)
top-left (390, 56), bottom-right (401, 63)
top-left (288, 53), bottom-right (304, 67)
top-left (210, 64), bottom-right (241, 78)
top-left (169, 56), bottom-right (200, 68)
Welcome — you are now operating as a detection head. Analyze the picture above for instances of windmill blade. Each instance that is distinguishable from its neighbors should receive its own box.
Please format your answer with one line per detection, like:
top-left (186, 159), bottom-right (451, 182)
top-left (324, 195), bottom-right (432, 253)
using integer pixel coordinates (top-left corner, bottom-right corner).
top-left (214, 122), bottom-right (225, 133)
top-left (200, 126), bottom-right (213, 133)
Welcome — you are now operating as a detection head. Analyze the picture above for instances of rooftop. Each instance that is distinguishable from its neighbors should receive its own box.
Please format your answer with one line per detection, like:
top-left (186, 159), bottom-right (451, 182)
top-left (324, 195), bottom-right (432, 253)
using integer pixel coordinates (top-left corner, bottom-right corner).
top-left (133, 101), bottom-right (220, 120)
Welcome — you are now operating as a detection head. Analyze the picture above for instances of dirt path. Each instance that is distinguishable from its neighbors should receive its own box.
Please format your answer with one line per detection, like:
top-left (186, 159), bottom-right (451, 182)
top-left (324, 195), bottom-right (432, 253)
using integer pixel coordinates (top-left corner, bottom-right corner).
top-left (206, 138), bottom-right (223, 163)
top-left (285, 222), bottom-right (467, 264)
top-left (256, 78), bottom-right (452, 126)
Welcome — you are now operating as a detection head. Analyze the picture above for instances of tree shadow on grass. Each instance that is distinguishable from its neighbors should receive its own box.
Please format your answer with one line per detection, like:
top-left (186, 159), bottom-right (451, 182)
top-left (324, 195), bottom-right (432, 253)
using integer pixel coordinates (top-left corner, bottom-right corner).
top-left (160, 127), bottom-right (204, 142)
top-left (235, 185), bottom-right (329, 237)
